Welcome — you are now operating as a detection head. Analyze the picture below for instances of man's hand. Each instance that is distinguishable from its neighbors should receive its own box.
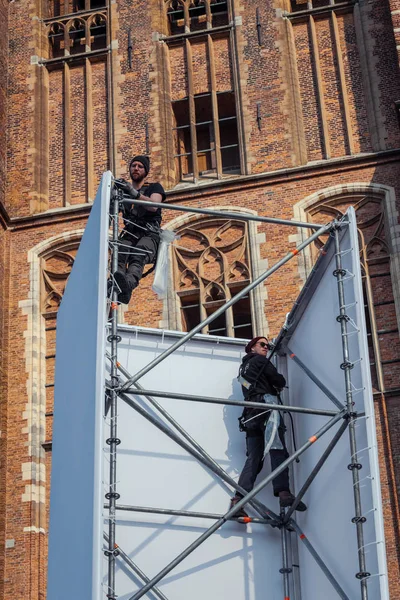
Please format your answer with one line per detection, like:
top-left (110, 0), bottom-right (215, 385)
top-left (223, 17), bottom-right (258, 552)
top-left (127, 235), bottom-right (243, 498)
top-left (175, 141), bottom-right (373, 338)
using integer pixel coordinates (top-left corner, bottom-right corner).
top-left (114, 179), bottom-right (140, 199)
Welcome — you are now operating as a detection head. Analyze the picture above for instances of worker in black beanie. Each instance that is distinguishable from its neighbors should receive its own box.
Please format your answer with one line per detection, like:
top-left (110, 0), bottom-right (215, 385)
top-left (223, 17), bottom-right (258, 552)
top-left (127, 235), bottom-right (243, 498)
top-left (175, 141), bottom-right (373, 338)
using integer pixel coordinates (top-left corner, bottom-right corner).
top-left (112, 155), bottom-right (166, 304)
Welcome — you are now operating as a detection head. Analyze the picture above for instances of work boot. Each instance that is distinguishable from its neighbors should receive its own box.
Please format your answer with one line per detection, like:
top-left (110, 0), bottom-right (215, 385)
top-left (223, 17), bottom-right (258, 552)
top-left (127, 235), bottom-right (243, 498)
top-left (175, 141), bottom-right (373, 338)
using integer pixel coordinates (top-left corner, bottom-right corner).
top-left (114, 271), bottom-right (132, 304)
top-left (229, 496), bottom-right (249, 519)
top-left (279, 490), bottom-right (307, 512)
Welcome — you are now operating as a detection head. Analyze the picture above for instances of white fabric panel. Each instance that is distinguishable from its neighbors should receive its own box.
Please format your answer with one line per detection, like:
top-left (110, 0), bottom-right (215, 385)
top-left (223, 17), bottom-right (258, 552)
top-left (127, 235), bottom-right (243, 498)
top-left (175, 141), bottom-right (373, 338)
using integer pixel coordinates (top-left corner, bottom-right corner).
top-left (47, 172), bottom-right (111, 600)
top-left (105, 331), bottom-right (286, 600)
top-left (277, 208), bottom-right (388, 600)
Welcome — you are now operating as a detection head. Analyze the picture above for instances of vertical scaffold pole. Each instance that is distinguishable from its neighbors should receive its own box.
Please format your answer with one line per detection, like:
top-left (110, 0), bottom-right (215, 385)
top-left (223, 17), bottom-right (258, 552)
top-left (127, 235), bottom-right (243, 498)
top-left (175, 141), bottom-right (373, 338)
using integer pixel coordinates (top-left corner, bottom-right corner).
top-left (280, 508), bottom-right (291, 600)
top-left (106, 186), bottom-right (122, 600)
top-left (333, 227), bottom-right (369, 600)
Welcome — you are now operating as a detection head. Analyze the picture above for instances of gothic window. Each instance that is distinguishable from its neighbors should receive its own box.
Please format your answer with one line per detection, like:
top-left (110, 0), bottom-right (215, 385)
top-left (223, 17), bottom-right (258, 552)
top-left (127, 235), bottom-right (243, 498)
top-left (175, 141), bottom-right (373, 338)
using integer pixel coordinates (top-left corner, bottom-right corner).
top-left (165, 0), bottom-right (241, 184)
top-left (172, 218), bottom-right (254, 338)
top-left (306, 195), bottom-right (400, 394)
top-left (43, 6), bottom-right (110, 207)
top-left (46, 12), bottom-right (108, 58)
top-left (285, 0), bottom-right (371, 162)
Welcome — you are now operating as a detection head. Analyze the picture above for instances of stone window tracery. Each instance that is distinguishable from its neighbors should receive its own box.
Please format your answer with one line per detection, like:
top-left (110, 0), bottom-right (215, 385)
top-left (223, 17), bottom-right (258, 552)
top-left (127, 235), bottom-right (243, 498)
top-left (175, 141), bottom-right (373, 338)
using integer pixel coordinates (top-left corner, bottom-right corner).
top-left (172, 218), bottom-right (254, 338)
top-left (46, 12), bottom-right (107, 59)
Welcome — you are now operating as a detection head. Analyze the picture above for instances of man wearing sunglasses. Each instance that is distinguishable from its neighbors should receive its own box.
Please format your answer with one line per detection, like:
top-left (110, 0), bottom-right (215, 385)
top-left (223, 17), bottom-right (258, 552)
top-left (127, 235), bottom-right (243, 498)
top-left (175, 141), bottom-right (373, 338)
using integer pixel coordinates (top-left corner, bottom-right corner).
top-left (230, 336), bottom-right (307, 517)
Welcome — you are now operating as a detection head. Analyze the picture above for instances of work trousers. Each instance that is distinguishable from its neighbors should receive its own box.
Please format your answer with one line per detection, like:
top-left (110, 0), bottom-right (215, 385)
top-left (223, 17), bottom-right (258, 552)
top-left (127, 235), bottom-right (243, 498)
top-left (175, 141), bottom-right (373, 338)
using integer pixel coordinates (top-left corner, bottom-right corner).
top-left (117, 228), bottom-right (159, 293)
top-left (236, 425), bottom-right (290, 498)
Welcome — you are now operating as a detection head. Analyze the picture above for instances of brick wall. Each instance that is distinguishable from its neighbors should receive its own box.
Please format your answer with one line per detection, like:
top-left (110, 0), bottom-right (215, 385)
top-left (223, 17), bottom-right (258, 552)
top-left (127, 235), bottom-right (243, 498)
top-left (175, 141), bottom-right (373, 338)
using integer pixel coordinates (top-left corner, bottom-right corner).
top-left (1, 0), bottom-right (400, 598)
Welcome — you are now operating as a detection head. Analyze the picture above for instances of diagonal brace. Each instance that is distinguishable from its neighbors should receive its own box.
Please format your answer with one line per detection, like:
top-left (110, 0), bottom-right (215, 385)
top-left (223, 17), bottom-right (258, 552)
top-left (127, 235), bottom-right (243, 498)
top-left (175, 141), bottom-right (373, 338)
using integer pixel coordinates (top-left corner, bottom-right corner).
top-left (127, 410), bottom-right (346, 600)
top-left (120, 391), bottom-right (280, 523)
top-left (287, 349), bottom-right (345, 410)
top-left (120, 223), bottom-right (333, 393)
top-left (284, 418), bottom-right (349, 522)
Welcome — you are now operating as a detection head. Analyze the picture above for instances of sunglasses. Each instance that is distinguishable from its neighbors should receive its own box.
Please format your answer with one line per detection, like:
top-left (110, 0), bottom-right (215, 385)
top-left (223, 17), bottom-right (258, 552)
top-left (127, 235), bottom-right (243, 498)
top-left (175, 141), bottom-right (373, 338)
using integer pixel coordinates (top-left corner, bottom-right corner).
top-left (257, 341), bottom-right (268, 348)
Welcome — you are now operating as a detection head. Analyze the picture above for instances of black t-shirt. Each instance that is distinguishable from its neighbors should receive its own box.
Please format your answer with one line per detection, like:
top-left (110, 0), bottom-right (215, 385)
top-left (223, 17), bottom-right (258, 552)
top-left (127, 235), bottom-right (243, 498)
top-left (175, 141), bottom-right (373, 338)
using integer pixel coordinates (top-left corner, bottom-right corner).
top-left (124, 182), bottom-right (166, 229)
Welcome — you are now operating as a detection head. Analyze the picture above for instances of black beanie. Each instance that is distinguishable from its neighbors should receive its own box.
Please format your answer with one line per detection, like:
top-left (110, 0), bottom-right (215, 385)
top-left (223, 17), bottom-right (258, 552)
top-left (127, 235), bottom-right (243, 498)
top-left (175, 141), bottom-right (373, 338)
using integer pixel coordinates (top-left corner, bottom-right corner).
top-left (130, 155), bottom-right (150, 176)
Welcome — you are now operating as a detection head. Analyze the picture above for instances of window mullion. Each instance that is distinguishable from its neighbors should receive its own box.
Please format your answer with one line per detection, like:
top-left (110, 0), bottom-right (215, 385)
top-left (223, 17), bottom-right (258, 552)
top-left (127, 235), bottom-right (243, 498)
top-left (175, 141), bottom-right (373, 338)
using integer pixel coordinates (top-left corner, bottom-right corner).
top-left (207, 34), bottom-right (223, 179)
top-left (64, 62), bottom-right (71, 206)
top-left (185, 39), bottom-right (199, 182)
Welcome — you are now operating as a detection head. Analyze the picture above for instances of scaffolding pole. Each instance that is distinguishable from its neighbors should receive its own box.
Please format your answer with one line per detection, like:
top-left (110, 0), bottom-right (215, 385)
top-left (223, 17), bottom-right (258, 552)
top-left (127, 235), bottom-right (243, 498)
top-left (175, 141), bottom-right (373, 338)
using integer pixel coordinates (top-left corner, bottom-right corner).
top-left (103, 533), bottom-right (170, 600)
top-left (287, 349), bottom-right (345, 410)
top-left (124, 387), bottom-right (340, 417)
top-left (105, 188), bottom-right (122, 600)
top-left (333, 227), bottom-right (369, 599)
top-left (120, 222), bottom-right (332, 393)
top-left (126, 410), bottom-right (345, 600)
top-left (290, 521), bottom-right (350, 600)
top-left (120, 195), bottom-right (325, 230)
top-left (107, 503), bottom-right (271, 524)
top-left (284, 418), bottom-right (349, 522)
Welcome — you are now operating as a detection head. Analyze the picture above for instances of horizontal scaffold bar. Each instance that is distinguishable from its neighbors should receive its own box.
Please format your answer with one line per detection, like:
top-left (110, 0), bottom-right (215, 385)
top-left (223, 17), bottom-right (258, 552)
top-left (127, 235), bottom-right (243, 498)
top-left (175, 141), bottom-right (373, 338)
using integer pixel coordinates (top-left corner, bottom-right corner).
top-left (124, 388), bottom-right (340, 417)
top-left (105, 503), bottom-right (271, 525)
top-left (121, 196), bottom-right (328, 230)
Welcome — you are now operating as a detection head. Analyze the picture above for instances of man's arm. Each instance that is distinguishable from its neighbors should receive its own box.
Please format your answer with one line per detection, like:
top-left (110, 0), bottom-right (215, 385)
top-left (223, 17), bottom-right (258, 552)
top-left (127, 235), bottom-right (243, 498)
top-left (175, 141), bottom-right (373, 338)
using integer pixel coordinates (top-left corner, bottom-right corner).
top-left (137, 191), bottom-right (162, 212)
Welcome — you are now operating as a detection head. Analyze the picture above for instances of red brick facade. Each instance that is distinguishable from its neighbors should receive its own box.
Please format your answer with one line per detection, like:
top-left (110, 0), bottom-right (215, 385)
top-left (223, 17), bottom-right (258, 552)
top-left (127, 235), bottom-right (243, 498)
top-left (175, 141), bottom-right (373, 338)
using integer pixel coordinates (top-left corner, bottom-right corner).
top-left (1, 0), bottom-right (400, 598)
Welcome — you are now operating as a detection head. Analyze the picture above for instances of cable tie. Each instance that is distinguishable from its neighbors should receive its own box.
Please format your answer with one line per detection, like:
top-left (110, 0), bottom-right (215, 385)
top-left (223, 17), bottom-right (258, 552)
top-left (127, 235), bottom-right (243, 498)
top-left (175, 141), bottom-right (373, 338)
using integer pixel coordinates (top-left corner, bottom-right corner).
top-left (279, 568), bottom-right (292, 574)
top-left (106, 438), bottom-right (121, 446)
top-left (291, 249), bottom-right (299, 256)
top-left (299, 533), bottom-right (306, 539)
top-left (309, 435), bottom-right (317, 443)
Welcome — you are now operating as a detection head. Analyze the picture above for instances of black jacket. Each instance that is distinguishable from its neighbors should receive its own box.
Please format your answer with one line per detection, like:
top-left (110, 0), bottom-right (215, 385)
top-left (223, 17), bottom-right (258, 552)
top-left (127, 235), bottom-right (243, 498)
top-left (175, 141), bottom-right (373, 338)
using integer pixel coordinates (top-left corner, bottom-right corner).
top-left (239, 353), bottom-right (286, 399)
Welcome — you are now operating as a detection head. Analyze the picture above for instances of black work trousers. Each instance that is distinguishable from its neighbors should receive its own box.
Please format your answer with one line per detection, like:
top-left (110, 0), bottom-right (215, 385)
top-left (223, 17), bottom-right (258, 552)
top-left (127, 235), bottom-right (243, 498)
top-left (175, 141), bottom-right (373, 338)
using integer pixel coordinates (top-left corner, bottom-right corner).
top-left (236, 425), bottom-right (290, 498)
top-left (117, 228), bottom-right (159, 294)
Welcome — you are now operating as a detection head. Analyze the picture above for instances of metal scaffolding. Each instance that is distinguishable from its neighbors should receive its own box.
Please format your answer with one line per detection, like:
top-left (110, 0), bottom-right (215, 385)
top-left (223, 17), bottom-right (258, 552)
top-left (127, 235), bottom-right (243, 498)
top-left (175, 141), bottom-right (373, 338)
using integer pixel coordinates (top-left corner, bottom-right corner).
top-left (104, 187), bottom-right (372, 600)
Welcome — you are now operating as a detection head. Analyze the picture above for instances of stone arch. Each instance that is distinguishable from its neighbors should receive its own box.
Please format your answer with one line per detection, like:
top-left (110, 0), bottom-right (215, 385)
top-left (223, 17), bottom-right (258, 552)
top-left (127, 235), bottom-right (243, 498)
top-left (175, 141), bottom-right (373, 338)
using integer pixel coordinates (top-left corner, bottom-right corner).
top-left (18, 229), bottom-right (84, 536)
top-left (159, 206), bottom-right (269, 336)
top-left (293, 182), bottom-right (400, 325)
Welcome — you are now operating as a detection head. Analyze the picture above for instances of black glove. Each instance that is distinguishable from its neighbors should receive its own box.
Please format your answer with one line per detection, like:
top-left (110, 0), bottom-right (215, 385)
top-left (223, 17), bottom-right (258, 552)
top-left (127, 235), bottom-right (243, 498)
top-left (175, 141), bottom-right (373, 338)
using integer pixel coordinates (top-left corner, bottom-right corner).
top-left (114, 179), bottom-right (140, 199)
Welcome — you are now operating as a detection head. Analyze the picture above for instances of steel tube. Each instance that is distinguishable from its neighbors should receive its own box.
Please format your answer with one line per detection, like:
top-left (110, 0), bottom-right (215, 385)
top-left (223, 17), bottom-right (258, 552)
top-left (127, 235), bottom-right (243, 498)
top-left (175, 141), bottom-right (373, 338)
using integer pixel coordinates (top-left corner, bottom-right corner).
top-left (127, 410), bottom-right (345, 600)
top-left (284, 419), bottom-right (349, 522)
top-left (280, 508), bottom-right (291, 600)
top-left (287, 349), bottom-right (345, 410)
top-left (103, 533), bottom-right (169, 600)
top-left (120, 223), bottom-right (332, 393)
top-left (124, 388), bottom-right (339, 417)
top-left (290, 521), bottom-right (350, 600)
top-left (106, 189), bottom-right (121, 600)
top-left (121, 195), bottom-right (325, 230)
top-left (333, 228), bottom-right (368, 599)
top-left (120, 391), bottom-right (280, 524)
top-left (108, 503), bottom-right (271, 524)
top-left (110, 355), bottom-right (278, 520)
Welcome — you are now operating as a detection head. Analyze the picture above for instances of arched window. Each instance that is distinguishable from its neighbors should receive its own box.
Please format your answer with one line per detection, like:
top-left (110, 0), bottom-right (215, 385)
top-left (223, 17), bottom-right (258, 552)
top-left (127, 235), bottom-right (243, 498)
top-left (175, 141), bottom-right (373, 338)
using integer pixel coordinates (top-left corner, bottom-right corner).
top-left (305, 192), bottom-right (400, 395)
top-left (172, 218), bottom-right (254, 338)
